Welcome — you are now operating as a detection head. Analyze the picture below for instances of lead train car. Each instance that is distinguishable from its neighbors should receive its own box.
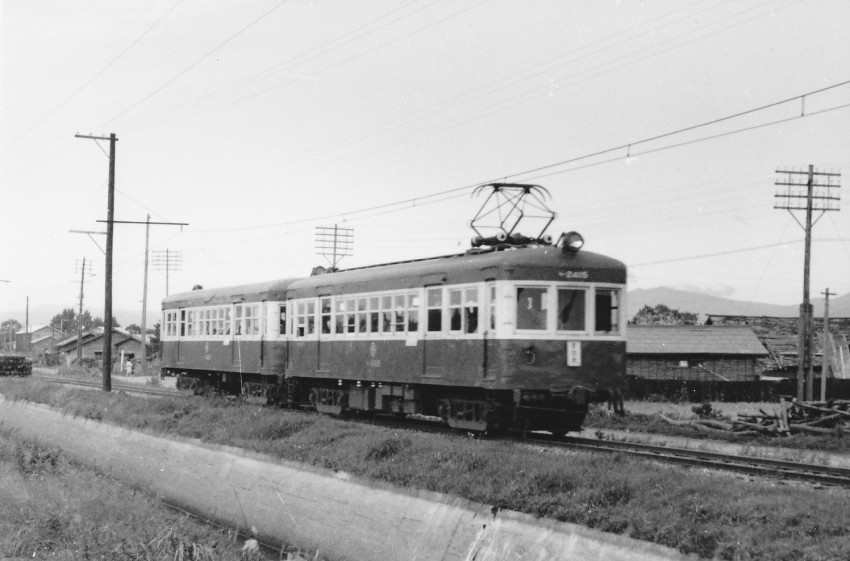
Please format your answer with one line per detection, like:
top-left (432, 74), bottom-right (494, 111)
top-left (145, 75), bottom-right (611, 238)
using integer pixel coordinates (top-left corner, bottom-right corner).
top-left (161, 241), bottom-right (626, 433)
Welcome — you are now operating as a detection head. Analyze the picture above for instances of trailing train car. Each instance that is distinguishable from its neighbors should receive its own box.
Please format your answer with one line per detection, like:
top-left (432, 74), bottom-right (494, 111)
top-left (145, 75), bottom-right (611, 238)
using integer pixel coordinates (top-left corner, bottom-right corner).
top-left (161, 236), bottom-right (627, 434)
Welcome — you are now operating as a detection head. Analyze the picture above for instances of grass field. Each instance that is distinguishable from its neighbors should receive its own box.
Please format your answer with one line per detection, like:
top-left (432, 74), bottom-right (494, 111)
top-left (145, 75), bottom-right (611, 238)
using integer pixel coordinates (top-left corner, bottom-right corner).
top-left (0, 432), bottom-right (257, 560)
top-left (2, 376), bottom-right (850, 560)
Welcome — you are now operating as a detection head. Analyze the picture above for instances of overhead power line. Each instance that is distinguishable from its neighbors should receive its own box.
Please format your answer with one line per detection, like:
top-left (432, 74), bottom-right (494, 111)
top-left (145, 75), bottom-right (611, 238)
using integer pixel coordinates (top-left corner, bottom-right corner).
top-left (190, 79), bottom-right (850, 234)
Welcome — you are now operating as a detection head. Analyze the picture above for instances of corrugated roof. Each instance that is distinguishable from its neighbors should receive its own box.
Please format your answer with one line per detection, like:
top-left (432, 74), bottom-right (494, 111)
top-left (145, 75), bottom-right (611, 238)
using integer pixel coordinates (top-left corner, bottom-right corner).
top-left (627, 325), bottom-right (768, 356)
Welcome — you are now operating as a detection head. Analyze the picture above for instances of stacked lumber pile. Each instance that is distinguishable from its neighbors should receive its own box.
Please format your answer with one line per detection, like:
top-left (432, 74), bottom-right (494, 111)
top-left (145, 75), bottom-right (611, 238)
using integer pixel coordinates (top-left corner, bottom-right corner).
top-left (0, 355), bottom-right (33, 377)
top-left (660, 398), bottom-right (849, 437)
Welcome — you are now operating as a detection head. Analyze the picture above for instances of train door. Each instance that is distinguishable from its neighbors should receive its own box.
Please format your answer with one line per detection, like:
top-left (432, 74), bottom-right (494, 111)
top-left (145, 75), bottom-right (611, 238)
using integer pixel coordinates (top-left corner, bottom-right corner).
top-left (317, 296), bottom-right (332, 372)
top-left (422, 286), bottom-right (446, 379)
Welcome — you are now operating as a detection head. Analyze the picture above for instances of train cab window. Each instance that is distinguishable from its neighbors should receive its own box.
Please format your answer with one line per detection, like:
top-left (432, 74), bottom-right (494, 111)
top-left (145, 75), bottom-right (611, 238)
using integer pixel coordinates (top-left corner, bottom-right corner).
top-left (595, 289), bottom-right (620, 334)
top-left (320, 298), bottom-right (331, 334)
top-left (516, 287), bottom-right (547, 330)
top-left (557, 288), bottom-right (586, 331)
top-left (279, 304), bottom-right (287, 336)
top-left (427, 288), bottom-right (442, 332)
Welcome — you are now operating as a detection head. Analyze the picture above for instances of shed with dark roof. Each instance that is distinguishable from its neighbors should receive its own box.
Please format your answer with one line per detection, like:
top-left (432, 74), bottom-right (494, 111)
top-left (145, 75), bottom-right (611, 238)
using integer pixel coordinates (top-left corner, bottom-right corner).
top-left (627, 325), bottom-right (769, 381)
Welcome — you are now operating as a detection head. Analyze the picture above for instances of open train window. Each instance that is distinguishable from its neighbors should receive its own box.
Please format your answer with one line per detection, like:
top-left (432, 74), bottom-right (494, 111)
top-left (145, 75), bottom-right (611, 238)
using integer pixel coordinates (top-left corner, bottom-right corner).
top-left (427, 288), bottom-right (442, 332)
top-left (516, 286), bottom-right (547, 330)
top-left (557, 288), bottom-right (586, 331)
top-left (595, 288), bottom-right (620, 334)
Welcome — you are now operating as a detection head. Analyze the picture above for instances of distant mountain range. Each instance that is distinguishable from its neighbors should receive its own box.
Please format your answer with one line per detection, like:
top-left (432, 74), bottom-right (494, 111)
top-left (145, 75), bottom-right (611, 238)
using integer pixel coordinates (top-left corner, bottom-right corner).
top-left (627, 287), bottom-right (850, 320)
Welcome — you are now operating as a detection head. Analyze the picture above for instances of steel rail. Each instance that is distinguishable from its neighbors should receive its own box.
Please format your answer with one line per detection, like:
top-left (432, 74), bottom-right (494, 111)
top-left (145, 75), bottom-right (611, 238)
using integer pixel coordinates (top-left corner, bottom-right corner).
top-left (541, 435), bottom-right (850, 488)
top-left (34, 374), bottom-right (184, 398)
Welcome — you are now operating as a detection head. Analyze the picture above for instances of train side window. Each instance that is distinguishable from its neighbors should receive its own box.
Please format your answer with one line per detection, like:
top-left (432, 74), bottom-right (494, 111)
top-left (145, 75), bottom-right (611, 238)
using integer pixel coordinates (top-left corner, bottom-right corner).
top-left (427, 288), bottom-right (442, 332)
top-left (369, 297), bottom-right (380, 333)
top-left (595, 289), bottom-right (620, 334)
top-left (357, 298), bottom-right (368, 333)
top-left (407, 293), bottom-right (420, 332)
top-left (234, 304), bottom-right (243, 336)
top-left (557, 288), bottom-right (586, 331)
top-left (224, 307), bottom-right (231, 335)
top-left (279, 304), bottom-right (287, 336)
top-left (345, 298), bottom-right (356, 334)
top-left (180, 310), bottom-right (186, 336)
top-left (516, 287), bottom-right (547, 330)
top-left (245, 304), bottom-right (260, 335)
top-left (465, 287), bottom-right (479, 334)
top-left (448, 289), bottom-right (462, 332)
top-left (380, 296), bottom-right (392, 333)
top-left (320, 298), bottom-right (331, 334)
top-left (333, 299), bottom-right (343, 334)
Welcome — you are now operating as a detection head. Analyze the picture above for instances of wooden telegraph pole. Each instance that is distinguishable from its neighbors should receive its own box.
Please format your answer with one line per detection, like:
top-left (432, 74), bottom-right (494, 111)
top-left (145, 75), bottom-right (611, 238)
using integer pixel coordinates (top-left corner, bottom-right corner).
top-left (821, 288), bottom-right (836, 401)
top-left (76, 133), bottom-right (187, 390)
top-left (774, 165), bottom-right (841, 401)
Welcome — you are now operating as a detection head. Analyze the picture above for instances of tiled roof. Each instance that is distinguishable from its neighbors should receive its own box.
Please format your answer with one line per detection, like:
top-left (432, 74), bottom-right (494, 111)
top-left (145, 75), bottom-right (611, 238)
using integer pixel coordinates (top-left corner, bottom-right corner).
top-left (627, 325), bottom-right (768, 356)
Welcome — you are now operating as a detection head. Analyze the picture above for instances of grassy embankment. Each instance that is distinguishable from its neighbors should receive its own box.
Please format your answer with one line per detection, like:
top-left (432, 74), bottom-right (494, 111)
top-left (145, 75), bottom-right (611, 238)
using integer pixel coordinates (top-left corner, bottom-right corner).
top-left (2, 375), bottom-right (850, 561)
top-left (0, 432), bottom-right (264, 560)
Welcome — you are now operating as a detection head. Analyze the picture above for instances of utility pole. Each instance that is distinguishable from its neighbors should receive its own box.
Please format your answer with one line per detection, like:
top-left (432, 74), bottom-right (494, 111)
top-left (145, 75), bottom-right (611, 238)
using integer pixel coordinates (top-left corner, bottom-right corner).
top-left (774, 165), bottom-right (841, 401)
top-left (152, 249), bottom-right (183, 296)
top-left (75, 257), bottom-right (94, 364)
top-left (821, 288), bottom-right (836, 401)
top-left (140, 215), bottom-right (150, 377)
top-left (315, 224), bottom-right (354, 271)
top-left (76, 133), bottom-right (117, 391)
top-left (76, 133), bottom-right (186, 390)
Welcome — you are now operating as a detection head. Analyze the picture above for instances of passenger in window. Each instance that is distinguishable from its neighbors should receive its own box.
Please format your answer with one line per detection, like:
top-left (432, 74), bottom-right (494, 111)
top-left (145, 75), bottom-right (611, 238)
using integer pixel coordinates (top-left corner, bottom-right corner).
top-left (466, 308), bottom-right (478, 333)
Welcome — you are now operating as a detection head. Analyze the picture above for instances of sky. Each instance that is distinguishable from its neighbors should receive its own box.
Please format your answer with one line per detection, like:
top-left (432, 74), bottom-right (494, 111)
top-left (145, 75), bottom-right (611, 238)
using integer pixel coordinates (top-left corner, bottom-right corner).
top-left (1, 0), bottom-right (849, 329)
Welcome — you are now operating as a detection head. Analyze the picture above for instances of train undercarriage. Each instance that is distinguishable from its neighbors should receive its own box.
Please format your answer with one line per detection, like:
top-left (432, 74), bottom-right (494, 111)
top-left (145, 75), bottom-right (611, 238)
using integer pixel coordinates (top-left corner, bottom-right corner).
top-left (166, 369), bottom-right (593, 434)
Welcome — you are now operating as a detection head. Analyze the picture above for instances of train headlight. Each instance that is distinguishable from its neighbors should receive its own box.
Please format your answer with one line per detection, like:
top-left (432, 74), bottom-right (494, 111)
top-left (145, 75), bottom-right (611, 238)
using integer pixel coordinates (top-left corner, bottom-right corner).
top-left (560, 231), bottom-right (584, 252)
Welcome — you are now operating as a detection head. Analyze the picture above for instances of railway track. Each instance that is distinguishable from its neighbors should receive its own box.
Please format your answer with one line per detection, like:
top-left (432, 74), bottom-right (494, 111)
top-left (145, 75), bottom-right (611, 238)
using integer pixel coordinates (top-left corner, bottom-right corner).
top-left (29, 374), bottom-right (850, 488)
top-left (535, 434), bottom-right (850, 488)
top-left (33, 374), bottom-right (184, 398)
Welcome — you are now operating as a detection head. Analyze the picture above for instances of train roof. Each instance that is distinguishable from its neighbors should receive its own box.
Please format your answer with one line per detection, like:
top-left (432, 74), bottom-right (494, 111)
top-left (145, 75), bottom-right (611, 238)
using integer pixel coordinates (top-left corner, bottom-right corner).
top-left (162, 278), bottom-right (300, 308)
top-left (163, 245), bottom-right (626, 307)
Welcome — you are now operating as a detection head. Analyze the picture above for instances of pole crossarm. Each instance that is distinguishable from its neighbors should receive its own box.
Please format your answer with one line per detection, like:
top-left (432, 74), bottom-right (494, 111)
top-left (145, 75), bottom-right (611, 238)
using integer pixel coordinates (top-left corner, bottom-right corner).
top-left (96, 220), bottom-right (188, 226)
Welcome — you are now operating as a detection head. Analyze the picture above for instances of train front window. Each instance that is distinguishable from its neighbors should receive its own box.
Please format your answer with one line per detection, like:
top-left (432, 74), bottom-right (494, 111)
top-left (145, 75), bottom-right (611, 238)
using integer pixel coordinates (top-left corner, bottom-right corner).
top-left (516, 287), bottom-right (547, 330)
top-left (595, 288), bottom-right (620, 334)
top-left (557, 288), bottom-right (586, 331)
